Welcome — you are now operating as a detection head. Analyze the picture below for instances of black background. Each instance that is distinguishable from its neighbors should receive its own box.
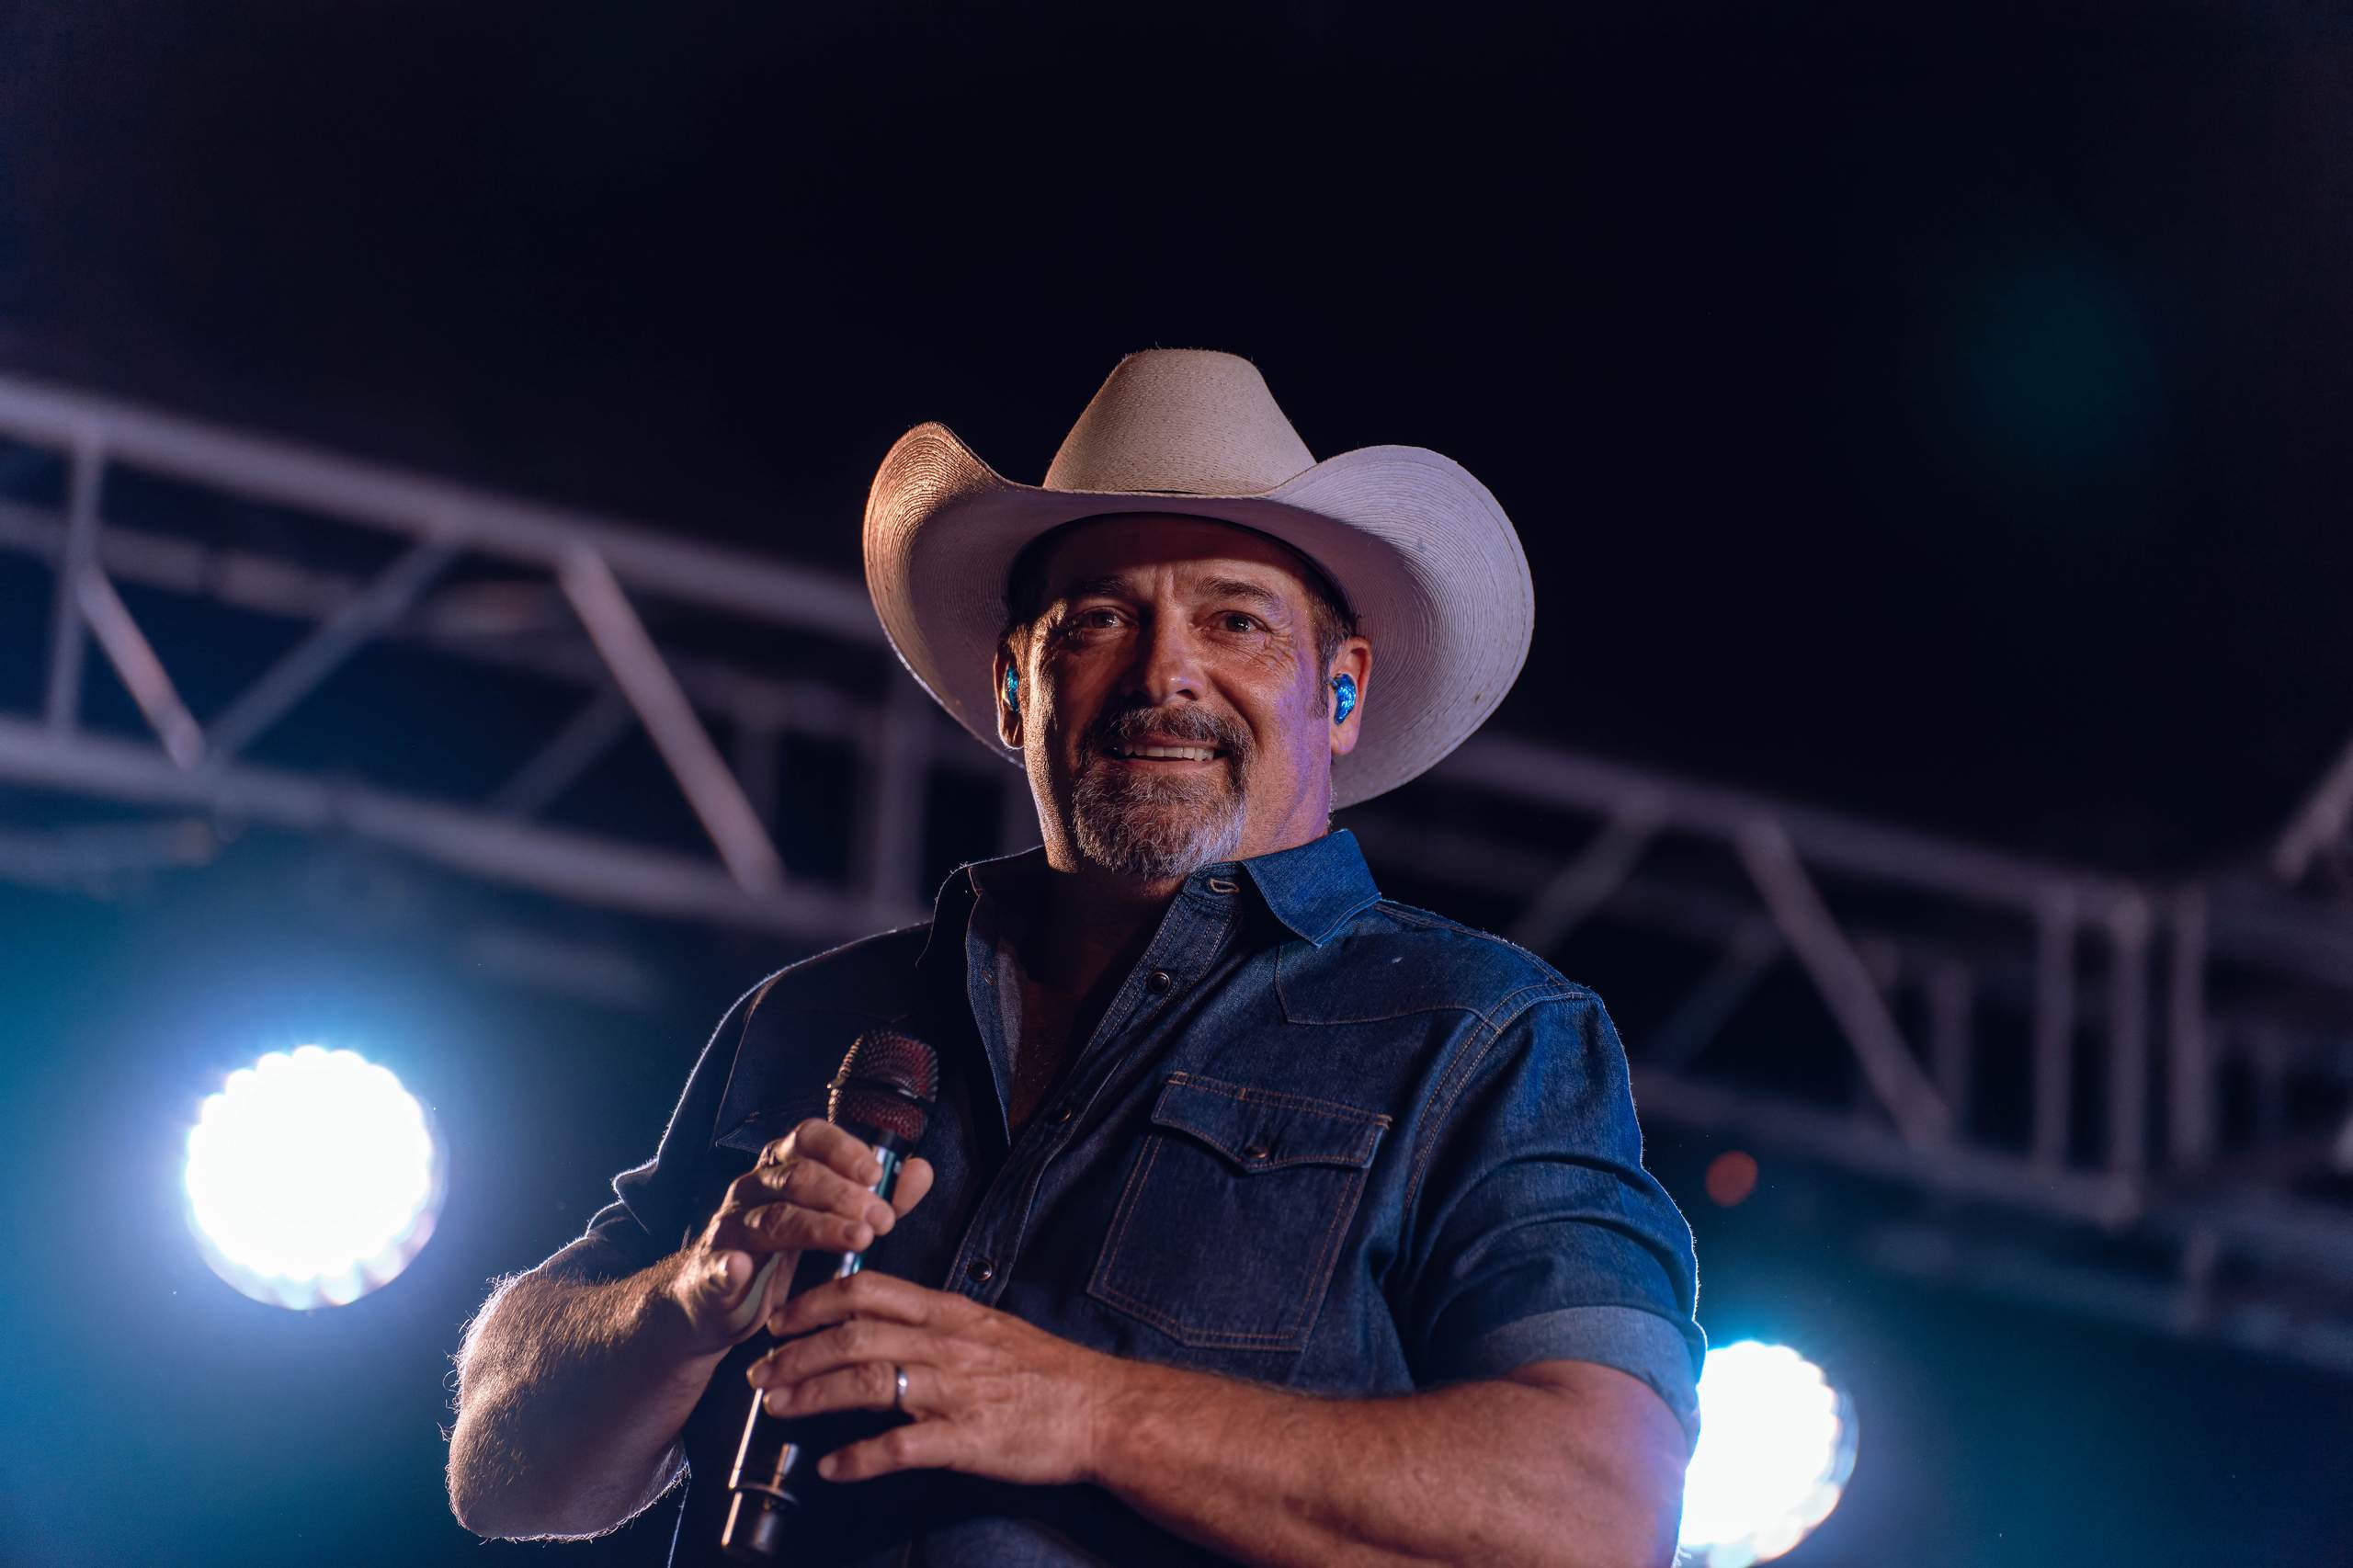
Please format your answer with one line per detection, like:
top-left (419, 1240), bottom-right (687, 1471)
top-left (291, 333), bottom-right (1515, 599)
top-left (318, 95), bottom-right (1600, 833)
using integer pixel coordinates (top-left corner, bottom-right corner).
top-left (2, 3), bottom-right (2349, 1563)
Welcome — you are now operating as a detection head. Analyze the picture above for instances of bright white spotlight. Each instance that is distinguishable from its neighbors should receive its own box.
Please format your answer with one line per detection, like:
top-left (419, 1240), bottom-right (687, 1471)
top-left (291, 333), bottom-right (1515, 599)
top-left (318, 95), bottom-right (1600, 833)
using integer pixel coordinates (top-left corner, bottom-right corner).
top-left (184, 1045), bottom-right (446, 1310)
top-left (1678, 1340), bottom-right (1858, 1567)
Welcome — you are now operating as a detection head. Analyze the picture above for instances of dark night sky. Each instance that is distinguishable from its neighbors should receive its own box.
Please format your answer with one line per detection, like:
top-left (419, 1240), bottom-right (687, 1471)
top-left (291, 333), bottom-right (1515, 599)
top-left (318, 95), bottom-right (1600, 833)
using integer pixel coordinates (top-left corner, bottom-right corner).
top-left (6, 1), bottom-right (2351, 876)
top-left (4, 5), bottom-right (2352, 1566)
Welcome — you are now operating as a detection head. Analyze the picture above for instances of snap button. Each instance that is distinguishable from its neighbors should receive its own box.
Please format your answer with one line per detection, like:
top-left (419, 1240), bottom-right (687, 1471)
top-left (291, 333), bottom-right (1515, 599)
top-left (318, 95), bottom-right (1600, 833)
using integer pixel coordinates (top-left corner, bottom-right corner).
top-left (1054, 1101), bottom-right (1075, 1124)
top-left (966, 1258), bottom-right (995, 1284)
top-left (1241, 1142), bottom-right (1271, 1161)
top-left (1145, 969), bottom-right (1174, 994)
top-left (1206, 877), bottom-right (1239, 894)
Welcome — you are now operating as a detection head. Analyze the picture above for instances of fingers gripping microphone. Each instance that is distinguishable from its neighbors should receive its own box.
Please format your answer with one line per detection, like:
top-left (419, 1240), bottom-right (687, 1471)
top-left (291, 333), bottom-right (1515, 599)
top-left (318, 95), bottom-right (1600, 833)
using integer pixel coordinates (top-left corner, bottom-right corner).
top-left (722, 1028), bottom-right (938, 1561)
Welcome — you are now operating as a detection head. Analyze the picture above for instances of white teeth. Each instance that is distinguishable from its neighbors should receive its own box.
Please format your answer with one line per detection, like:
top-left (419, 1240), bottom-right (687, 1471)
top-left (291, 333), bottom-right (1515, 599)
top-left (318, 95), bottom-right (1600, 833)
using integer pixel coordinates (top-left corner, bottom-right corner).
top-left (1118, 745), bottom-right (1216, 760)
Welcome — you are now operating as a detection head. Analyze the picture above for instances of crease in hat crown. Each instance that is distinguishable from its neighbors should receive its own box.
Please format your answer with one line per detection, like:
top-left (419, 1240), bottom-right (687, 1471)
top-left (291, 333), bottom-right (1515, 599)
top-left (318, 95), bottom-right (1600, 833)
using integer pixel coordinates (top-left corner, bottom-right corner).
top-left (1040, 350), bottom-right (1317, 497)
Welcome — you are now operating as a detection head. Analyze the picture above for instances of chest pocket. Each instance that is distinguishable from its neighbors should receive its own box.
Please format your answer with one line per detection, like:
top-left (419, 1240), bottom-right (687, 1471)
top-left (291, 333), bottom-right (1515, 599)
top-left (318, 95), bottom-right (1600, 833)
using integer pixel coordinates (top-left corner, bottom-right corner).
top-left (1088, 1074), bottom-right (1389, 1354)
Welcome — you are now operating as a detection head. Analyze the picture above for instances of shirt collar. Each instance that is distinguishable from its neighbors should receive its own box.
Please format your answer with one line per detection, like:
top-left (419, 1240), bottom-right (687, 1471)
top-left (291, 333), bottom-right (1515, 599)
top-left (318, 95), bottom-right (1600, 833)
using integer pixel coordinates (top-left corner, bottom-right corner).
top-left (927, 828), bottom-right (1381, 953)
top-left (1232, 828), bottom-right (1381, 948)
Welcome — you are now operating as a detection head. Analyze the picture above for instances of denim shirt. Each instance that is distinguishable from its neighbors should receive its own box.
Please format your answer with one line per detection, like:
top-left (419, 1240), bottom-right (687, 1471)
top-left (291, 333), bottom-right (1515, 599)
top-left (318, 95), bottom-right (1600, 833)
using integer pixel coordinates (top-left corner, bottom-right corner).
top-left (539, 828), bottom-right (1702, 1567)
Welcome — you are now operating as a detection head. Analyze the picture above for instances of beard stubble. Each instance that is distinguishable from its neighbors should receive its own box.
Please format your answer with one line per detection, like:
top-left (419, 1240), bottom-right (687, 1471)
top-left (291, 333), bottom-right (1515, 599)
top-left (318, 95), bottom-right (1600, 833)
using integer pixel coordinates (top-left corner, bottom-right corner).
top-left (1067, 705), bottom-right (1252, 881)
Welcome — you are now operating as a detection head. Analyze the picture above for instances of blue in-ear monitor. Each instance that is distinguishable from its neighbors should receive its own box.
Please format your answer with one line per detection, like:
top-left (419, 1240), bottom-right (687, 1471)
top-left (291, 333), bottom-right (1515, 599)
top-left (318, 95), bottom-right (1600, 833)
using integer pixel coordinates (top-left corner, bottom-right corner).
top-left (1005, 668), bottom-right (1019, 710)
top-left (1331, 673), bottom-right (1357, 724)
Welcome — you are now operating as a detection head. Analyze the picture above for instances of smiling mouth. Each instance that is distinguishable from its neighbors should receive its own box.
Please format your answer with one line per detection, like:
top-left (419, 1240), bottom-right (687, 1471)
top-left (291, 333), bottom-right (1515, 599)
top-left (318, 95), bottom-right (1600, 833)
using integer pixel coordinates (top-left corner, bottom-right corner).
top-left (1104, 744), bottom-right (1223, 762)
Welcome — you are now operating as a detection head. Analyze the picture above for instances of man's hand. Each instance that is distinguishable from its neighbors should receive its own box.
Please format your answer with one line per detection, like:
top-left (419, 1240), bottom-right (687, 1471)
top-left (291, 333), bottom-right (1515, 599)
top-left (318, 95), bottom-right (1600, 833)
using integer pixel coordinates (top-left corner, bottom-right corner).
top-left (449, 1125), bottom-right (935, 1541)
top-left (745, 1270), bottom-right (1127, 1488)
top-left (661, 1121), bottom-right (937, 1360)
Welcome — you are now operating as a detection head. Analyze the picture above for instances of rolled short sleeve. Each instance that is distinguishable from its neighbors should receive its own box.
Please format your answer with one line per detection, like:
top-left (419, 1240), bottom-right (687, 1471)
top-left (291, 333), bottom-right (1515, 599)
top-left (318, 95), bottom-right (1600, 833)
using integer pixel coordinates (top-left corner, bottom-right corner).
top-left (1397, 990), bottom-right (1705, 1448)
top-left (535, 980), bottom-right (767, 1286)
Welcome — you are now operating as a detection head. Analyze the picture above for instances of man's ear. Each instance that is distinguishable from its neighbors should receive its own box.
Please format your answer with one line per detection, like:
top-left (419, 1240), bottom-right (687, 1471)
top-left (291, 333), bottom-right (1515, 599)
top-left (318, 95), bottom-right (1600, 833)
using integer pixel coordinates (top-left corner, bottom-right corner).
top-left (1327, 637), bottom-right (1373, 759)
top-left (994, 646), bottom-right (1022, 750)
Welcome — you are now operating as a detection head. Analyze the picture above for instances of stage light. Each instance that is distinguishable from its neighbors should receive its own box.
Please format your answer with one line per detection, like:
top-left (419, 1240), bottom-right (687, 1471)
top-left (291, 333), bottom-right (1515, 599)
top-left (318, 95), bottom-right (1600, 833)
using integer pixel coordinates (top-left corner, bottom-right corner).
top-left (1678, 1340), bottom-right (1857, 1567)
top-left (184, 1045), bottom-right (446, 1310)
top-left (1704, 1149), bottom-right (1760, 1206)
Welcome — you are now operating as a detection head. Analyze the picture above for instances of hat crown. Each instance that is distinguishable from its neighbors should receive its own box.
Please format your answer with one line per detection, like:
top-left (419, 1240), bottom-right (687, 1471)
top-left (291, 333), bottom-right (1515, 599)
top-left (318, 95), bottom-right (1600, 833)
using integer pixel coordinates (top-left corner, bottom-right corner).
top-left (1042, 349), bottom-right (1317, 497)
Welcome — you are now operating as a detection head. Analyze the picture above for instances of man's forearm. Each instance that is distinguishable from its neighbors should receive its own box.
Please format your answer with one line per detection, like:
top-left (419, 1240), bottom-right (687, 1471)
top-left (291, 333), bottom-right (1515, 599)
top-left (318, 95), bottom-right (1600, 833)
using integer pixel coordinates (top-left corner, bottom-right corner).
top-left (448, 1255), bottom-right (720, 1540)
top-left (1086, 1358), bottom-right (1675, 1568)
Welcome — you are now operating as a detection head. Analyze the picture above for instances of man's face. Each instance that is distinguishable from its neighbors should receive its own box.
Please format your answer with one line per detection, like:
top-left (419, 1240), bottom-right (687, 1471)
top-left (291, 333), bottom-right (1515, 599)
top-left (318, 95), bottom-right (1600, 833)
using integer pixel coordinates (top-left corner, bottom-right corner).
top-left (996, 515), bottom-right (1371, 884)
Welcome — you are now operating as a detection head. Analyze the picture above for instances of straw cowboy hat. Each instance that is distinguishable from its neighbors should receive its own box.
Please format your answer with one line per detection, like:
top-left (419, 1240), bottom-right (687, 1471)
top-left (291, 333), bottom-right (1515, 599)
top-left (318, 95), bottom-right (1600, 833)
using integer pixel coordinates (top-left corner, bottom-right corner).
top-left (862, 348), bottom-right (1534, 809)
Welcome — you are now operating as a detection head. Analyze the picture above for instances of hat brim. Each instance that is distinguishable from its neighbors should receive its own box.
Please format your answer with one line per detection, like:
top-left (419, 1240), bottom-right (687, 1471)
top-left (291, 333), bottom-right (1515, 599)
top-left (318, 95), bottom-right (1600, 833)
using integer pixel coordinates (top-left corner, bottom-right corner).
top-left (862, 422), bottom-right (1533, 810)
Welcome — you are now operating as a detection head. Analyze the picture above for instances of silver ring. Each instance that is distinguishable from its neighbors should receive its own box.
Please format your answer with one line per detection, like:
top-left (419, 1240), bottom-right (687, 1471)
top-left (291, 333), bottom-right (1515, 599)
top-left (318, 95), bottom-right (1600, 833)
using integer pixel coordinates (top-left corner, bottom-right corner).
top-left (892, 1364), bottom-right (909, 1413)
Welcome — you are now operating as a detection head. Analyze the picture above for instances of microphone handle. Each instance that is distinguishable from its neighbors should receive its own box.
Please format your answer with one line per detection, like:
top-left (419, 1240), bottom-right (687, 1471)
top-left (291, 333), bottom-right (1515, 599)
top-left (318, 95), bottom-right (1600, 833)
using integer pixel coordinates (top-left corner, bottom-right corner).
top-left (721, 1126), bottom-right (907, 1561)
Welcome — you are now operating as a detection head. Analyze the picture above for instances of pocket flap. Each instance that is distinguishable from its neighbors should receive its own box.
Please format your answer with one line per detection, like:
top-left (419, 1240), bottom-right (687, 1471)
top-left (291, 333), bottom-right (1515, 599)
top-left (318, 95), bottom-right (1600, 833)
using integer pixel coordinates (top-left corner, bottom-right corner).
top-left (1148, 1074), bottom-right (1388, 1173)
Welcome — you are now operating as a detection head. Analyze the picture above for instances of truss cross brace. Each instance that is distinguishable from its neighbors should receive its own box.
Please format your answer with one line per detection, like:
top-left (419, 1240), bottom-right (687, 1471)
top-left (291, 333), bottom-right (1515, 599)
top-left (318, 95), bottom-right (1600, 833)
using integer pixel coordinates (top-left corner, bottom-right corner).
top-left (556, 548), bottom-right (785, 895)
top-left (1738, 817), bottom-right (1953, 1146)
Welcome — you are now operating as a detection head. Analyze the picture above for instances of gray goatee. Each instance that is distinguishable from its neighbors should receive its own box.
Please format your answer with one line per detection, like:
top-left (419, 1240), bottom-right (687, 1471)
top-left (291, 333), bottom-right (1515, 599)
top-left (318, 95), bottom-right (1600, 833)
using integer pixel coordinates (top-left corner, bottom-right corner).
top-left (1069, 706), bottom-right (1251, 881)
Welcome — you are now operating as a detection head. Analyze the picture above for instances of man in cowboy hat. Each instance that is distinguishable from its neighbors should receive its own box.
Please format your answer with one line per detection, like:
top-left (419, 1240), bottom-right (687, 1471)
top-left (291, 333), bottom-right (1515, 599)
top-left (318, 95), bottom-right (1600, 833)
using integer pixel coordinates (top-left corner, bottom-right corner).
top-left (449, 350), bottom-right (1703, 1566)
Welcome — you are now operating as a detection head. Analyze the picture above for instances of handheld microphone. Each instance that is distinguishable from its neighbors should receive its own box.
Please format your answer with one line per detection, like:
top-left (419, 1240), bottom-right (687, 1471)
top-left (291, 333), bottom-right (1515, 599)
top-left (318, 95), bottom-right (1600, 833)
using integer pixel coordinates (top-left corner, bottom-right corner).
top-left (722, 1028), bottom-right (938, 1562)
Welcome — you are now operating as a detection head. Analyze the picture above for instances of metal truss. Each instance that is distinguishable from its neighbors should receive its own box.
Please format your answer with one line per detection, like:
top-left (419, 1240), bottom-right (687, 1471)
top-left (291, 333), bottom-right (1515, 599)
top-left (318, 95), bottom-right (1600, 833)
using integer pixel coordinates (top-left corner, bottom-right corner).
top-left (1, 371), bottom-right (2347, 1372)
top-left (2277, 729), bottom-right (2353, 894)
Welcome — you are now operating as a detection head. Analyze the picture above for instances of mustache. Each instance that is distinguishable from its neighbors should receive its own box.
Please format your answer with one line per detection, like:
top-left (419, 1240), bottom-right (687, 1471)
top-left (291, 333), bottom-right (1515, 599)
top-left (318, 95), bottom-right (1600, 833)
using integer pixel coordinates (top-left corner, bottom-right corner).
top-left (1085, 704), bottom-right (1252, 760)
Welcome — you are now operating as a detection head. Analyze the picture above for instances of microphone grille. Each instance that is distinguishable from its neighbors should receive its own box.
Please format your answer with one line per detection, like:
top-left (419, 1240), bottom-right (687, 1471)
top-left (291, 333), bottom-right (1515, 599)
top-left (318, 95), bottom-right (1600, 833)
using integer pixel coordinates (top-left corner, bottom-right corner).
top-left (828, 1028), bottom-right (939, 1146)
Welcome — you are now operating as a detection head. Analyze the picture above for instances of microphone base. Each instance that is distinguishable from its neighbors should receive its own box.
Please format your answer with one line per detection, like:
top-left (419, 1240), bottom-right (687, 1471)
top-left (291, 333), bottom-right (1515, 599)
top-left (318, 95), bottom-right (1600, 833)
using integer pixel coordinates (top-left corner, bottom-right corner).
top-left (722, 1488), bottom-right (799, 1561)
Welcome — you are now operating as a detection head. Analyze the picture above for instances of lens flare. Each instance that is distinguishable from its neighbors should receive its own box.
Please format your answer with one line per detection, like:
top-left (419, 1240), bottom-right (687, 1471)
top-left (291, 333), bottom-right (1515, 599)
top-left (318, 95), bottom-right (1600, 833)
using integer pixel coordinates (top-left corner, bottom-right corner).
top-left (183, 1045), bottom-right (446, 1309)
top-left (1678, 1340), bottom-right (1858, 1566)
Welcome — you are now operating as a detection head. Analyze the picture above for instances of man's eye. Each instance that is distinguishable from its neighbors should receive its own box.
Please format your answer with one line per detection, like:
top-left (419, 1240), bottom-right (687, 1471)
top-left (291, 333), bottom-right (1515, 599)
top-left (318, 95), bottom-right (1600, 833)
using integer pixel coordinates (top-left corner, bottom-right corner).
top-left (1072, 608), bottom-right (1124, 631)
top-left (1219, 613), bottom-right (1265, 633)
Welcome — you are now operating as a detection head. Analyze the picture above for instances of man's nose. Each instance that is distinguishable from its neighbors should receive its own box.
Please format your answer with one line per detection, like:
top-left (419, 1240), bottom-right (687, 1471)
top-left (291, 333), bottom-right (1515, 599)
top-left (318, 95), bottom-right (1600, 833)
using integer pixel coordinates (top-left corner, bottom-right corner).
top-left (1121, 610), bottom-right (1204, 707)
